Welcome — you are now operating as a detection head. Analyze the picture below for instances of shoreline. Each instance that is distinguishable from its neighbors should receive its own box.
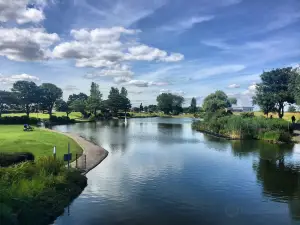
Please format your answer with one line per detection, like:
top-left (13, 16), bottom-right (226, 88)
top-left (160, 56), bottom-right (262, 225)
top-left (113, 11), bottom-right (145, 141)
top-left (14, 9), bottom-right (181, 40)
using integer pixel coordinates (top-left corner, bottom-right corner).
top-left (46, 129), bottom-right (109, 175)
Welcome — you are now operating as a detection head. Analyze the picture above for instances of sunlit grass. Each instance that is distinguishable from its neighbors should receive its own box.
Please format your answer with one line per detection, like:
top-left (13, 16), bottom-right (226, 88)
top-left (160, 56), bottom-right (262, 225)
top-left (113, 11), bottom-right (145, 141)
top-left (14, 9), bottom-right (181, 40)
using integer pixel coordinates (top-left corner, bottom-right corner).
top-left (234, 112), bottom-right (300, 122)
top-left (2, 112), bottom-right (82, 120)
top-left (0, 125), bottom-right (82, 159)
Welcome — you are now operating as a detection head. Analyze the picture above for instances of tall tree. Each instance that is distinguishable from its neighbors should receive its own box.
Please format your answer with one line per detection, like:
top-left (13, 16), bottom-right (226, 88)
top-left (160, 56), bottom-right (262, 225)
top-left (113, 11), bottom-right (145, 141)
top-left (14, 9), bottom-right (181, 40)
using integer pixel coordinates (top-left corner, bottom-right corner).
top-left (254, 67), bottom-right (296, 118)
top-left (68, 93), bottom-right (88, 104)
top-left (12, 81), bottom-right (39, 117)
top-left (119, 87), bottom-right (131, 113)
top-left (0, 91), bottom-right (17, 117)
top-left (120, 87), bottom-right (128, 97)
top-left (157, 93), bottom-right (184, 114)
top-left (190, 97), bottom-right (197, 114)
top-left (148, 105), bottom-right (158, 113)
top-left (252, 93), bottom-right (276, 117)
top-left (140, 103), bottom-right (143, 112)
top-left (55, 99), bottom-right (71, 117)
top-left (202, 90), bottom-right (231, 113)
top-left (107, 87), bottom-right (121, 115)
top-left (39, 83), bottom-right (63, 116)
top-left (229, 97), bottom-right (237, 105)
top-left (86, 82), bottom-right (102, 116)
top-left (70, 99), bottom-right (87, 117)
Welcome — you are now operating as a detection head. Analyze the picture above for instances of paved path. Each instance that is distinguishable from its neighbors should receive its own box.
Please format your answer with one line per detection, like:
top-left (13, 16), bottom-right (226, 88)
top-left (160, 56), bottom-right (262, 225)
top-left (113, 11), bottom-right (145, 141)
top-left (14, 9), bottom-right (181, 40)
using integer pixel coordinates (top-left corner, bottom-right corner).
top-left (46, 129), bottom-right (108, 175)
top-left (293, 123), bottom-right (300, 143)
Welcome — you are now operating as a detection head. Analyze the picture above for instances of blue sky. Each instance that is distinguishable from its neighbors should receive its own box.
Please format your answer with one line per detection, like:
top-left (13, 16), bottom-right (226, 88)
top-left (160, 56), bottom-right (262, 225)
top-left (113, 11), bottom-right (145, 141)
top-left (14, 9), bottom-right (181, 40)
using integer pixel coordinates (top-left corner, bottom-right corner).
top-left (0, 0), bottom-right (299, 106)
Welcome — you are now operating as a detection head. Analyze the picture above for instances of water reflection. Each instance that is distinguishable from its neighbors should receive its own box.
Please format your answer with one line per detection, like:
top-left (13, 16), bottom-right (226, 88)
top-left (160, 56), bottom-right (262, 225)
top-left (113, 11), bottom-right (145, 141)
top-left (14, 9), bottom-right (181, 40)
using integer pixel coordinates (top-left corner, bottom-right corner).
top-left (52, 118), bottom-right (300, 225)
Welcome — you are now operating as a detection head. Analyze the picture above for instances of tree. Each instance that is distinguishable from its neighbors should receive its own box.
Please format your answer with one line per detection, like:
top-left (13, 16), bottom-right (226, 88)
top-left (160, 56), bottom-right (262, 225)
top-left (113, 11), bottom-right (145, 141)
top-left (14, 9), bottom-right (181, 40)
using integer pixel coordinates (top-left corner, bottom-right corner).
top-left (190, 97), bottom-right (197, 114)
top-left (67, 93), bottom-right (88, 105)
top-left (107, 87), bottom-right (121, 115)
top-left (12, 81), bottom-right (40, 117)
top-left (86, 82), bottom-right (102, 116)
top-left (252, 93), bottom-right (276, 117)
top-left (202, 90), bottom-right (231, 113)
top-left (144, 106), bottom-right (148, 112)
top-left (0, 91), bottom-right (17, 117)
top-left (70, 99), bottom-right (87, 117)
top-left (55, 99), bottom-right (71, 117)
top-left (229, 97), bottom-right (237, 105)
top-left (140, 103), bottom-right (143, 112)
top-left (148, 105), bottom-right (158, 113)
top-left (39, 83), bottom-right (63, 116)
top-left (288, 105), bottom-right (296, 112)
top-left (120, 87), bottom-right (128, 97)
top-left (156, 93), bottom-right (184, 114)
top-left (254, 67), bottom-right (296, 118)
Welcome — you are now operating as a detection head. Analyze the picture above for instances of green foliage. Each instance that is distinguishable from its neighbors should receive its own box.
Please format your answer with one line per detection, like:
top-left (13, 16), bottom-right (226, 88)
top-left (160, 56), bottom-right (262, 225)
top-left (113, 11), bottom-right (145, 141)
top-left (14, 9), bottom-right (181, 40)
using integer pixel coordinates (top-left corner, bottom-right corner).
top-left (0, 158), bottom-right (87, 225)
top-left (229, 97), bottom-right (237, 105)
top-left (107, 87), bottom-right (131, 115)
top-left (0, 91), bottom-right (18, 117)
top-left (254, 67), bottom-right (296, 118)
top-left (49, 115), bottom-right (75, 124)
top-left (12, 81), bottom-right (40, 117)
top-left (156, 93), bottom-right (184, 114)
top-left (67, 93), bottom-right (88, 105)
top-left (86, 82), bottom-right (102, 116)
top-left (55, 99), bottom-right (71, 117)
top-left (288, 105), bottom-right (297, 112)
top-left (39, 83), bottom-right (63, 116)
top-left (0, 116), bottom-right (40, 125)
top-left (202, 90), bottom-right (231, 113)
top-left (192, 114), bottom-right (292, 143)
top-left (240, 112), bottom-right (255, 118)
top-left (70, 99), bottom-right (87, 117)
top-left (190, 97), bottom-right (197, 114)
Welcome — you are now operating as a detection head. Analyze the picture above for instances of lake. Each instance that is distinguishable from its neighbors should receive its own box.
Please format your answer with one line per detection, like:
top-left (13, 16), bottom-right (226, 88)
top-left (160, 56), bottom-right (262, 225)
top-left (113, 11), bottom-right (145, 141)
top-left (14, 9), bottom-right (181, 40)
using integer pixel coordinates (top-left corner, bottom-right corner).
top-left (53, 118), bottom-right (300, 225)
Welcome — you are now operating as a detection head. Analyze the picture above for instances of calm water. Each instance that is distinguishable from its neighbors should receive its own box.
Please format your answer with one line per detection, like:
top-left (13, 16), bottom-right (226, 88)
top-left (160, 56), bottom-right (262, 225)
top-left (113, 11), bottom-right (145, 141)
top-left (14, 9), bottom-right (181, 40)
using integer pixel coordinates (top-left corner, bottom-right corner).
top-left (53, 118), bottom-right (300, 225)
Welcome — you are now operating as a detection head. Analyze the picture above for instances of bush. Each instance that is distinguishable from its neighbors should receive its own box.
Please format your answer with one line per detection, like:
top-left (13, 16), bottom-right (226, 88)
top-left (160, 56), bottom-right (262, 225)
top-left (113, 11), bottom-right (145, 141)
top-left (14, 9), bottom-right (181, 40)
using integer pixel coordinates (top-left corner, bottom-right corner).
top-left (49, 115), bottom-right (75, 124)
top-left (192, 113), bottom-right (292, 143)
top-left (240, 112), bottom-right (255, 118)
top-left (0, 116), bottom-right (40, 125)
top-left (0, 152), bottom-right (35, 167)
top-left (0, 158), bottom-right (87, 225)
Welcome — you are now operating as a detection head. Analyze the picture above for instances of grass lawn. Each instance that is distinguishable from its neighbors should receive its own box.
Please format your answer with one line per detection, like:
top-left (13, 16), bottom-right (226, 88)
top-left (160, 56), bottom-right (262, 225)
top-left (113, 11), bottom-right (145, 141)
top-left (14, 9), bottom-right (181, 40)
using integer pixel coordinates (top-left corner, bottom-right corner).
top-left (252, 112), bottom-right (300, 121)
top-left (2, 112), bottom-right (82, 120)
top-left (0, 125), bottom-right (82, 160)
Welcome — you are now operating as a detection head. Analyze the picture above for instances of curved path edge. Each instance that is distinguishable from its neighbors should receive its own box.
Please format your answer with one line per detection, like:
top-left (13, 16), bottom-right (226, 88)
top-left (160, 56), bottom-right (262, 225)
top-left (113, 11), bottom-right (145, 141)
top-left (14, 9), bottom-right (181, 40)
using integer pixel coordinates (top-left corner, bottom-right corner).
top-left (46, 129), bottom-right (109, 175)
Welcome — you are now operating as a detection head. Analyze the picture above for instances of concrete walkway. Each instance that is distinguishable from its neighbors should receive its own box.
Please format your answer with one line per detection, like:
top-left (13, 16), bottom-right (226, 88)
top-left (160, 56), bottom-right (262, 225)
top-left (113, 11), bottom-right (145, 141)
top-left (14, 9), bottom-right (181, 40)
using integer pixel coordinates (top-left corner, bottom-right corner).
top-left (47, 129), bottom-right (108, 175)
top-left (292, 123), bottom-right (300, 143)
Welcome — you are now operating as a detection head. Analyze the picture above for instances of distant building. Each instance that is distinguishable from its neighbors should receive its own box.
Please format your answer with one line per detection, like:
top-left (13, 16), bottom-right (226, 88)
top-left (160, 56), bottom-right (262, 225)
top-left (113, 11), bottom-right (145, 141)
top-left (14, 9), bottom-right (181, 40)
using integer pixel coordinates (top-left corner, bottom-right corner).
top-left (227, 106), bottom-right (254, 112)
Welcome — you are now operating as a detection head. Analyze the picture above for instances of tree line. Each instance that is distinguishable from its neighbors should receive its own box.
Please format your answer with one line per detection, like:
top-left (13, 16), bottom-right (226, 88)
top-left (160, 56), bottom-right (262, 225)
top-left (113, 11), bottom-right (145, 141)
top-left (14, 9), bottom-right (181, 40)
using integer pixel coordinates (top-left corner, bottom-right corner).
top-left (0, 81), bottom-right (131, 118)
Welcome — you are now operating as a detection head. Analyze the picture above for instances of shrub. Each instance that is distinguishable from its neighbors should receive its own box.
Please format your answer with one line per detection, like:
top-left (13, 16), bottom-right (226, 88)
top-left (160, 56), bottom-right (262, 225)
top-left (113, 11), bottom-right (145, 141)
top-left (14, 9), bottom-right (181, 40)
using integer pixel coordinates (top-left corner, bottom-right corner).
top-left (0, 152), bottom-right (35, 167)
top-left (0, 116), bottom-right (40, 125)
top-left (0, 158), bottom-right (87, 225)
top-left (49, 115), bottom-right (75, 124)
top-left (240, 112), bottom-right (255, 118)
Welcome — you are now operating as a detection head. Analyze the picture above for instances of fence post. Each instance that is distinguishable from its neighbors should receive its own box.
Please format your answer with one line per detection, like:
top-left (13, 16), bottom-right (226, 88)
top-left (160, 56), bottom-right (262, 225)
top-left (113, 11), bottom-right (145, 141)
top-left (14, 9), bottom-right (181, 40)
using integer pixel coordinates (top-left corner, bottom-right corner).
top-left (68, 142), bottom-right (70, 170)
top-left (84, 155), bottom-right (87, 169)
top-left (75, 154), bottom-right (78, 168)
top-left (53, 146), bottom-right (56, 160)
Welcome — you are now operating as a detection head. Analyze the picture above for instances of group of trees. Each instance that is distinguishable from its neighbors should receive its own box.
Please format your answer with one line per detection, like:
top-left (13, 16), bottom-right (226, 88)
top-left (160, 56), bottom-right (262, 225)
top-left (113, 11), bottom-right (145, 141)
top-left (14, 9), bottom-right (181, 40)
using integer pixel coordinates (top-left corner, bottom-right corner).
top-left (0, 80), bottom-right (132, 118)
top-left (253, 67), bottom-right (300, 118)
top-left (0, 81), bottom-right (63, 117)
top-left (156, 93), bottom-right (185, 115)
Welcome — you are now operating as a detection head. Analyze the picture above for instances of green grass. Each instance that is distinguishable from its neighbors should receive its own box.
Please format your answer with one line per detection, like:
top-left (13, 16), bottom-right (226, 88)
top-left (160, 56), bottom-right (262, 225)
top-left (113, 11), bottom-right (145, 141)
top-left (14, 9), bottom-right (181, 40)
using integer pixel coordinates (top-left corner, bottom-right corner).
top-left (0, 125), bottom-right (82, 160)
top-left (0, 158), bottom-right (87, 225)
top-left (2, 112), bottom-right (82, 120)
top-left (234, 112), bottom-right (300, 121)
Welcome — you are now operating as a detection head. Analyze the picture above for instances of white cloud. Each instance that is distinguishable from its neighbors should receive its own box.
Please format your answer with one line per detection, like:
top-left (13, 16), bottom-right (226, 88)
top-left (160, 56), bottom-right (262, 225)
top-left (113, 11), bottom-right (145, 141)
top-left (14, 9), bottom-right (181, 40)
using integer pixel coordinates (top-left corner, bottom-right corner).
top-left (0, 73), bottom-right (40, 84)
top-left (53, 27), bottom-right (184, 68)
top-left (128, 80), bottom-right (168, 87)
top-left (64, 85), bottom-right (79, 92)
top-left (0, 0), bottom-right (45, 24)
top-left (228, 84), bottom-right (240, 88)
top-left (242, 83), bottom-right (257, 96)
top-left (197, 64), bottom-right (246, 78)
top-left (0, 28), bottom-right (59, 61)
top-left (83, 65), bottom-right (134, 81)
top-left (161, 16), bottom-right (214, 32)
top-left (160, 89), bottom-right (185, 96)
top-left (114, 77), bottom-right (132, 84)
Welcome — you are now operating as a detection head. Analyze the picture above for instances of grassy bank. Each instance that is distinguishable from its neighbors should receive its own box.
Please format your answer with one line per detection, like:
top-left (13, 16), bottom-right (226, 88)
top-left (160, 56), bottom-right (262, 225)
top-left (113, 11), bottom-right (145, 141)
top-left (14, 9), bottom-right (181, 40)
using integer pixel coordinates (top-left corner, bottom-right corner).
top-left (2, 112), bottom-right (82, 120)
top-left (0, 125), bottom-right (82, 160)
top-left (192, 113), bottom-right (292, 143)
top-left (234, 112), bottom-right (300, 121)
top-left (0, 157), bottom-right (87, 225)
top-left (129, 112), bottom-right (196, 118)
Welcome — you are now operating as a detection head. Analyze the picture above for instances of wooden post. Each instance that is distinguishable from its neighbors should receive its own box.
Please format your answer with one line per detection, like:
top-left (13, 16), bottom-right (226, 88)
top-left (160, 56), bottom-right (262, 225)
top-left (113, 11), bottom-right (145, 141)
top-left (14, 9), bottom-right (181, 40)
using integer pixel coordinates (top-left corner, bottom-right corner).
top-left (75, 154), bottom-right (78, 168)
top-left (68, 142), bottom-right (70, 169)
top-left (53, 146), bottom-right (56, 160)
